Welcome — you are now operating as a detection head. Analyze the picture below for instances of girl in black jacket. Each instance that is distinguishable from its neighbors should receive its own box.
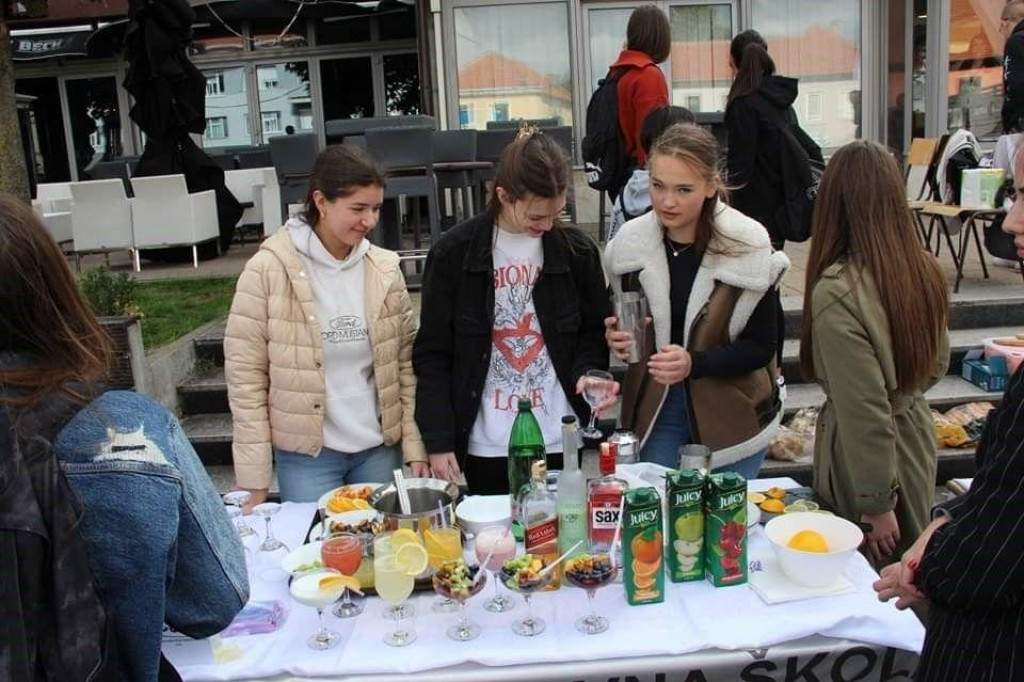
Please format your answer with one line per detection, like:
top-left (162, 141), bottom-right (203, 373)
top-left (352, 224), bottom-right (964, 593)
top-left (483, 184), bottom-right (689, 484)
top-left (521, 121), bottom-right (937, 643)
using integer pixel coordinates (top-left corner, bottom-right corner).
top-left (412, 130), bottom-right (614, 494)
top-left (724, 30), bottom-right (801, 249)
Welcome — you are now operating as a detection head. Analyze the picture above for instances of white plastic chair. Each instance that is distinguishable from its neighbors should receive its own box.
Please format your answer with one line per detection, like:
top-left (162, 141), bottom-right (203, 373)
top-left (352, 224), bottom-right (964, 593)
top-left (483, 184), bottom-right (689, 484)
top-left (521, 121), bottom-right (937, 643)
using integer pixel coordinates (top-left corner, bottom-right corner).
top-left (34, 182), bottom-right (73, 212)
top-left (130, 174), bottom-right (219, 270)
top-left (31, 201), bottom-right (73, 246)
top-left (223, 167), bottom-right (282, 239)
top-left (254, 167), bottom-right (282, 237)
top-left (68, 179), bottom-right (135, 267)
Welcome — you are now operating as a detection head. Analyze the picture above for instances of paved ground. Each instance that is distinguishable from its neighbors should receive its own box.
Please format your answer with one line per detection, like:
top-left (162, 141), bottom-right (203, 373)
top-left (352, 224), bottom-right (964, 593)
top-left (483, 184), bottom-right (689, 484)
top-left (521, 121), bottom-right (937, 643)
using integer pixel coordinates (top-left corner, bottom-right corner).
top-left (74, 221), bottom-right (1024, 302)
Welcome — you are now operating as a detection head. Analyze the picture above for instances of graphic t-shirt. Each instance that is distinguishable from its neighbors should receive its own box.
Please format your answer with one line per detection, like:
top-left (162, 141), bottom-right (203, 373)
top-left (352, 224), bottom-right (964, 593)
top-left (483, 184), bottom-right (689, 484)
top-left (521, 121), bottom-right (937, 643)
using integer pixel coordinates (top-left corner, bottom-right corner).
top-left (467, 226), bottom-right (575, 457)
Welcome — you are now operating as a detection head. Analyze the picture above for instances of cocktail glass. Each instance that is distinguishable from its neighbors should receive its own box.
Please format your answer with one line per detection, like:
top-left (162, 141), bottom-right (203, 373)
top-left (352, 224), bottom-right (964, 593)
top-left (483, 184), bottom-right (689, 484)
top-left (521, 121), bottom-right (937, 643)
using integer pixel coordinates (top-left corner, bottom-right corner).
top-left (223, 491), bottom-right (258, 540)
top-left (289, 569), bottom-right (346, 650)
top-left (374, 533), bottom-right (417, 647)
top-left (581, 370), bottom-right (615, 439)
top-left (424, 526), bottom-right (463, 613)
top-left (501, 555), bottom-right (555, 637)
top-left (474, 525), bottom-right (517, 613)
top-left (253, 502), bottom-right (289, 580)
top-left (321, 532), bottom-right (366, 618)
top-left (432, 559), bottom-right (488, 642)
top-left (564, 548), bottom-right (618, 635)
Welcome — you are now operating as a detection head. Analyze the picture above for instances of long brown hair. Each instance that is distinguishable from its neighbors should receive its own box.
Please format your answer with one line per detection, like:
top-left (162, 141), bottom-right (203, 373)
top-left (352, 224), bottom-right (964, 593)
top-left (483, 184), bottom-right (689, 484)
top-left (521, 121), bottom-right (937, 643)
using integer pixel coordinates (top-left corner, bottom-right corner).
top-left (648, 122), bottom-right (740, 256)
top-left (302, 144), bottom-right (386, 227)
top-left (626, 5), bottom-right (671, 64)
top-left (727, 30), bottom-right (775, 106)
top-left (799, 141), bottom-right (948, 394)
top-left (0, 194), bottom-right (111, 404)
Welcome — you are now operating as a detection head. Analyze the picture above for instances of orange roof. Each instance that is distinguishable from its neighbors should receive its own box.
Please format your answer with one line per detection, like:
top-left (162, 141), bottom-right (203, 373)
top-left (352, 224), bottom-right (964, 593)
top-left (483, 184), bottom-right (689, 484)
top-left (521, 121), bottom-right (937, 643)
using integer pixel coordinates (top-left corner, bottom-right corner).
top-left (458, 52), bottom-right (571, 101)
top-left (670, 25), bottom-right (859, 84)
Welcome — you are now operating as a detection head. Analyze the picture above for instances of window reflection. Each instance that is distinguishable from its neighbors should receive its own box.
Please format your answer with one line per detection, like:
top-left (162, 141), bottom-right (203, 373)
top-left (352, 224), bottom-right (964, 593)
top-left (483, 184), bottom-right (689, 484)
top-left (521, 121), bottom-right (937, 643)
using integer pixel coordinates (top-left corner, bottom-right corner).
top-left (189, 23), bottom-right (244, 57)
top-left (321, 57), bottom-right (375, 142)
top-left (384, 53), bottom-right (421, 115)
top-left (947, 0), bottom-right (1004, 138)
top-left (202, 67), bottom-right (251, 149)
top-left (250, 19), bottom-right (308, 50)
top-left (257, 61), bottom-right (312, 141)
top-left (587, 8), bottom-right (634, 95)
top-left (454, 3), bottom-right (573, 130)
top-left (751, 0), bottom-right (862, 152)
top-left (63, 76), bottom-right (126, 179)
top-left (669, 4), bottom-right (733, 113)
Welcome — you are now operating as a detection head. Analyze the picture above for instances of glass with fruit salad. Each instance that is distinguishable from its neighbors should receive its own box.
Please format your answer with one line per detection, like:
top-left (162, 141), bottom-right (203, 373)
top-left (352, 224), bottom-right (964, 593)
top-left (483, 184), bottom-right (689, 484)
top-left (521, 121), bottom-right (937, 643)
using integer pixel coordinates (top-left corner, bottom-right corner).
top-left (500, 553), bottom-right (554, 637)
top-left (432, 558), bottom-right (488, 641)
top-left (564, 546), bottom-right (618, 635)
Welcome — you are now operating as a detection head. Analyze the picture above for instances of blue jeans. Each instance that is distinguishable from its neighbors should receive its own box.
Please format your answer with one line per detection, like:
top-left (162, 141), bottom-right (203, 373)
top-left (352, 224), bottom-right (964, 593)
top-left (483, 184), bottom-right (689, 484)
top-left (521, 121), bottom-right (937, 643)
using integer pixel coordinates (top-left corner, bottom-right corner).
top-left (640, 383), bottom-right (766, 480)
top-left (274, 443), bottom-right (402, 503)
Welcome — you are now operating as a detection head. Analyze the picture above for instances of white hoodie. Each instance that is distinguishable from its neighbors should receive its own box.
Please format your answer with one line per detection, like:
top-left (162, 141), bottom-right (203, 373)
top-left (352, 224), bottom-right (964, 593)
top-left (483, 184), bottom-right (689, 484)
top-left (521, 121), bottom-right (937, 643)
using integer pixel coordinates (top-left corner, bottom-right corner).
top-left (608, 169), bottom-right (651, 241)
top-left (286, 217), bottom-right (383, 454)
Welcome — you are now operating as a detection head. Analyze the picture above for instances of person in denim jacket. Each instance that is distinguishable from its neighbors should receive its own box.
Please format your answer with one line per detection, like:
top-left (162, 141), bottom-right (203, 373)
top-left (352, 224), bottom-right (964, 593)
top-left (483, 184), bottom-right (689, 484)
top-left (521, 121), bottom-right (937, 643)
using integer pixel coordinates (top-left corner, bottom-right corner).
top-left (0, 195), bottom-right (248, 681)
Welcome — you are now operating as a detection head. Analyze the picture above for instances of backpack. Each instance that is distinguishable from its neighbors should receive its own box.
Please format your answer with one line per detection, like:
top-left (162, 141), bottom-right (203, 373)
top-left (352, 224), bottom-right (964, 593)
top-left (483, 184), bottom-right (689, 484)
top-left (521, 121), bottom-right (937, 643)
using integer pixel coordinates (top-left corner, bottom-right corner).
top-left (582, 70), bottom-right (630, 195)
top-left (935, 129), bottom-right (981, 204)
top-left (772, 113), bottom-right (825, 243)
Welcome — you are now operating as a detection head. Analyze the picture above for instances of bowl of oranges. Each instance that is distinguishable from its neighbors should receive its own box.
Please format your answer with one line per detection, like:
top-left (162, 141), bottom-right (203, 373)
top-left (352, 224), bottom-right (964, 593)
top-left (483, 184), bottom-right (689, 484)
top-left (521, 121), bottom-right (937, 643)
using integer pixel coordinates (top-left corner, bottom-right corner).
top-left (763, 512), bottom-right (863, 587)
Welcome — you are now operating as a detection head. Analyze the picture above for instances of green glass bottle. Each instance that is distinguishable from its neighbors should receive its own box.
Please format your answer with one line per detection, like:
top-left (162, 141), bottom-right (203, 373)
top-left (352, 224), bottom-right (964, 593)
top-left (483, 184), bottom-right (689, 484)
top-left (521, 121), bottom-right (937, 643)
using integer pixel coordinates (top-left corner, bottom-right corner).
top-left (508, 397), bottom-right (546, 540)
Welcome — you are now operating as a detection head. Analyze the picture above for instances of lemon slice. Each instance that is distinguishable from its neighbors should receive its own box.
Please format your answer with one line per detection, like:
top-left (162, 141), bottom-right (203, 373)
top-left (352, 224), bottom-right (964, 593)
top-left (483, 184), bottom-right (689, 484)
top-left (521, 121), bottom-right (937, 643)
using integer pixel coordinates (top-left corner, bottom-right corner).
top-left (784, 501), bottom-right (809, 513)
top-left (391, 528), bottom-right (422, 550)
top-left (748, 492), bottom-right (767, 504)
top-left (318, 574), bottom-right (363, 594)
top-left (798, 501), bottom-right (819, 511)
top-left (395, 542), bottom-right (429, 576)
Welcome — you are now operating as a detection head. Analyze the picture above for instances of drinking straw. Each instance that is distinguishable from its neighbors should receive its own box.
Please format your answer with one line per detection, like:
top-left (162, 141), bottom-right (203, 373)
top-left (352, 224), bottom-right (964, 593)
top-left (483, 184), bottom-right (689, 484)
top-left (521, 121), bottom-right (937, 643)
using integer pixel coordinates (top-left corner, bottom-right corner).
top-left (437, 500), bottom-right (448, 529)
top-left (472, 527), bottom-right (510, 586)
top-left (538, 539), bottom-right (585, 579)
top-left (609, 495), bottom-right (627, 569)
top-left (393, 468), bottom-right (412, 515)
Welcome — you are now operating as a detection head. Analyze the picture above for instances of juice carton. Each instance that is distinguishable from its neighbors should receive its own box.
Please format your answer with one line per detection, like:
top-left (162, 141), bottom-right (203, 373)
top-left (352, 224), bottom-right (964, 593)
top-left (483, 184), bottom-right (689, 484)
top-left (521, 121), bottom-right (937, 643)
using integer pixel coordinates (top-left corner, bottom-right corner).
top-left (666, 469), bottom-right (705, 582)
top-left (704, 472), bottom-right (747, 587)
top-left (621, 487), bottom-right (665, 605)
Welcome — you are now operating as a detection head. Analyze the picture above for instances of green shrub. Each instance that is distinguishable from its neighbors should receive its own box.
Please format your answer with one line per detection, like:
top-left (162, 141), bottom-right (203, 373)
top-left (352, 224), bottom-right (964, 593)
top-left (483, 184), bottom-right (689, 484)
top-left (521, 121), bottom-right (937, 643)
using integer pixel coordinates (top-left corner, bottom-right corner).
top-left (79, 267), bottom-right (140, 317)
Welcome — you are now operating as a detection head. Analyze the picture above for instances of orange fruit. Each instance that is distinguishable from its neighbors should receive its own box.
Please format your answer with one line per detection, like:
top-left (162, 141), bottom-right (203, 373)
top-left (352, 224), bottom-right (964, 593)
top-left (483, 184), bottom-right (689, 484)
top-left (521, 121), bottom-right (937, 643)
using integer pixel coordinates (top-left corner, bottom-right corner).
top-left (766, 487), bottom-right (787, 500)
top-left (631, 531), bottom-right (662, 564)
top-left (759, 499), bottom-right (786, 513)
top-left (632, 558), bottom-right (661, 578)
top-left (787, 530), bottom-right (829, 553)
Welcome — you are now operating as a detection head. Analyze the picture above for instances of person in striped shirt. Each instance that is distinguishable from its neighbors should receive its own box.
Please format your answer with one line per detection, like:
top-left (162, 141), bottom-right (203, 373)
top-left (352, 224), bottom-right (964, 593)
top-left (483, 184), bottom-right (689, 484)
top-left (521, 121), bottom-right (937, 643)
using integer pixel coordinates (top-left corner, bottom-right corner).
top-left (873, 153), bottom-right (1024, 679)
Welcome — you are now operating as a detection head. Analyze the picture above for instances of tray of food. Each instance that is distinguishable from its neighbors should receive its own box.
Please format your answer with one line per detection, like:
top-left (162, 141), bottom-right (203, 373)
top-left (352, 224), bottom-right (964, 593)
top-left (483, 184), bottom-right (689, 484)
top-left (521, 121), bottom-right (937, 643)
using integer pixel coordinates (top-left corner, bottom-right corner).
top-left (748, 486), bottom-right (830, 523)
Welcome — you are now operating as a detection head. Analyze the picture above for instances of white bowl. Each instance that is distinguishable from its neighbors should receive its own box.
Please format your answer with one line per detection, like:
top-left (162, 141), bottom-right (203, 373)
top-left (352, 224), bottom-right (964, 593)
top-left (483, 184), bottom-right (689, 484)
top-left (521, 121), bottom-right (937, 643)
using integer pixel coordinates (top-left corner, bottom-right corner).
top-left (456, 495), bottom-right (512, 536)
top-left (763, 512), bottom-right (863, 587)
top-left (281, 541), bottom-right (324, 576)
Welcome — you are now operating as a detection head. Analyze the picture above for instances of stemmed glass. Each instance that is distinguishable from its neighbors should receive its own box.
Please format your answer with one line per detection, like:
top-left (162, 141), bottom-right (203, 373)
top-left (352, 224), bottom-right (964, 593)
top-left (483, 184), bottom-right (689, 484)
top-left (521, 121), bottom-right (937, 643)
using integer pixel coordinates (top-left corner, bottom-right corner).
top-left (432, 559), bottom-right (487, 641)
top-left (564, 546), bottom-right (618, 634)
top-left (253, 502), bottom-right (289, 580)
top-left (224, 505), bottom-right (260, 579)
top-left (374, 532), bottom-right (419, 647)
top-left (501, 553), bottom-right (554, 637)
top-left (223, 491), bottom-right (258, 540)
top-left (424, 526), bottom-right (463, 613)
top-left (321, 532), bottom-right (367, 618)
top-left (475, 525), bottom-right (517, 612)
top-left (581, 369), bottom-right (615, 439)
top-left (289, 568), bottom-right (347, 650)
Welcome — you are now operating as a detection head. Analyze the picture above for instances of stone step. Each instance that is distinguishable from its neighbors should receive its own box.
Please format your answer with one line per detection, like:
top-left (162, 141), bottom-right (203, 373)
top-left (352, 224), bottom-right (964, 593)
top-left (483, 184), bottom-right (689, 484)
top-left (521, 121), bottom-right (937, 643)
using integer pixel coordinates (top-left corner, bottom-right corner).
top-left (783, 374), bottom-right (1003, 416)
top-left (179, 367), bottom-right (228, 415)
top-left (194, 320), bottom-right (227, 366)
top-left (759, 447), bottom-right (977, 487)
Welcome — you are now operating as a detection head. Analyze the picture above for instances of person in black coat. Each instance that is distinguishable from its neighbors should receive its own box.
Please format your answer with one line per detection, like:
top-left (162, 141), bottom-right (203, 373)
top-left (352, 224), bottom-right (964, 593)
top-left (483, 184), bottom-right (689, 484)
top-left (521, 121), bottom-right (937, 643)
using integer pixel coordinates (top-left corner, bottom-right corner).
top-left (724, 30), bottom-right (803, 250)
top-left (1001, 1), bottom-right (1024, 134)
top-left (874, 152), bottom-right (1024, 678)
top-left (412, 130), bottom-right (613, 494)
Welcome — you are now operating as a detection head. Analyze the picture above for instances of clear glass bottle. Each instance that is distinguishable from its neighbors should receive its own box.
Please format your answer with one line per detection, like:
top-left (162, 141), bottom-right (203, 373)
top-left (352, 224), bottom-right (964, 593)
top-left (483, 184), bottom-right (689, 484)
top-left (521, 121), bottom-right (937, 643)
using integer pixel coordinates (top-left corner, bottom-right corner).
top-left (557, 415), bottom-right (587, 560)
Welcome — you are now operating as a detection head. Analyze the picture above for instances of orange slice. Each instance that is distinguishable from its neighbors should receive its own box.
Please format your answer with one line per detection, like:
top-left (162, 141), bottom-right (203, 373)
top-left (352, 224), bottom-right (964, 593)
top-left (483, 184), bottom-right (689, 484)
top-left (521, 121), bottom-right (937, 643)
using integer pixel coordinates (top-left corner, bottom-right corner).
top-left (318, 574), bottom-right (363, 594)
top-left (633, 559), bottom-right (662, 578)
top-left (759, 499), bottom-right (786, 513)
top-left (634, 574), bottom-right (656, 590)
top-left (765, 487), bottom-right (787, 500)
top-left (747, 492), bottom-right (767, 504)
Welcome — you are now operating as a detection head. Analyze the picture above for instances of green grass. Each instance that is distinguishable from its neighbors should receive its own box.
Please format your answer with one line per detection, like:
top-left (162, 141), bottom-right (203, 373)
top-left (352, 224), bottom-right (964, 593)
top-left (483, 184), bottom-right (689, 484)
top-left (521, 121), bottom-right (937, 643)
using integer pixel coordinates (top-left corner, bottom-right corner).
top-left (134, 277), bottom-right (238, 350)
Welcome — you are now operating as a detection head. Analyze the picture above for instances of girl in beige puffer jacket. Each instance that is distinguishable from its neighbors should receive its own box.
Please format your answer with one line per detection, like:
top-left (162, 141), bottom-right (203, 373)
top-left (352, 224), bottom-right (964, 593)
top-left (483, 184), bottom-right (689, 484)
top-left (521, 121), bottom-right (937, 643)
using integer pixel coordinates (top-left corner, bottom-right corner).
top-left (225, 145), bottom-right (427, 507)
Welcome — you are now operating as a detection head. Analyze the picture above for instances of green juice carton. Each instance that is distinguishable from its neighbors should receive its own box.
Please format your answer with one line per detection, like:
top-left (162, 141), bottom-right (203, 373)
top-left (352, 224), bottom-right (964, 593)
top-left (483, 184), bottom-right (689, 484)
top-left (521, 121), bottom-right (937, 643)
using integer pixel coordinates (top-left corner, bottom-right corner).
top-left (704, 472), bottom-right (747, 587)
top-left (666, 469), bottom-right (705, 582)
top-left (621, 487), bottom-right (665, 605)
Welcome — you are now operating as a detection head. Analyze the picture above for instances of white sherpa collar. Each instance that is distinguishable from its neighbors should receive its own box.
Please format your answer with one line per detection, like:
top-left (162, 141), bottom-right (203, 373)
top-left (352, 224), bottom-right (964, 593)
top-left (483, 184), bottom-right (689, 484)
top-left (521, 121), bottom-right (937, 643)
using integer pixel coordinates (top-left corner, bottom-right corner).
top-left (604, 202), bottom-right (790, 348)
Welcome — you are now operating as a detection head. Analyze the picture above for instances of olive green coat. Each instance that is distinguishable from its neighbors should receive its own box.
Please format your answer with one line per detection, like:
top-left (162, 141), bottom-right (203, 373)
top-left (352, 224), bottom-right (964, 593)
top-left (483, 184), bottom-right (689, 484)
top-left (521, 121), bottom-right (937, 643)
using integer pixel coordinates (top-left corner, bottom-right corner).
top-left (809, 263), bottom-right (949, 558)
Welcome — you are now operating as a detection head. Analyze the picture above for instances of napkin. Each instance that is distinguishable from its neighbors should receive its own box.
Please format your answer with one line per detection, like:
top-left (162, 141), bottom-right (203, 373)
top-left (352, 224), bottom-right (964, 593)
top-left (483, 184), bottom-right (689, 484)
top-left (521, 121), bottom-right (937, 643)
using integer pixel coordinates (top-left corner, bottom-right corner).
top-left (748, 552), bottom-right (854, 605)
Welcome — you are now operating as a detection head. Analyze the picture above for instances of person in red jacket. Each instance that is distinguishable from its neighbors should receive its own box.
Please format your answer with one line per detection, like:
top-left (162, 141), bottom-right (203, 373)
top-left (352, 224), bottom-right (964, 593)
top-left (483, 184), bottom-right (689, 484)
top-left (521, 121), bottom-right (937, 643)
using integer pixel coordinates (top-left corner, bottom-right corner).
top-left (608, 5), bottom-right (670, 195)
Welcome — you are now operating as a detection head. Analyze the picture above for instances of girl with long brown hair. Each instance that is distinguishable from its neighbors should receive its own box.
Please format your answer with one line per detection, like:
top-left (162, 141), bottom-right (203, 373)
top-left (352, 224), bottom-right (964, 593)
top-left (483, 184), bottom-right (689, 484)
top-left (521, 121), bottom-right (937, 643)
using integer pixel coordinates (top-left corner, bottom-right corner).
top-left (800, 140), bottom-right (949, 564)
top-left (604, 123), bottom-right (789, 479)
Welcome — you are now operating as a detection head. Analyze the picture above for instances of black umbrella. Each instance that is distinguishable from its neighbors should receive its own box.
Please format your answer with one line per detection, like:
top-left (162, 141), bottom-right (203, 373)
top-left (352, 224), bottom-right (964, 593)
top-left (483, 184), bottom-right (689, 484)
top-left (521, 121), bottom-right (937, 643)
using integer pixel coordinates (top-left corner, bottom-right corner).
top-left (123, 0), bottom-right (242, 258)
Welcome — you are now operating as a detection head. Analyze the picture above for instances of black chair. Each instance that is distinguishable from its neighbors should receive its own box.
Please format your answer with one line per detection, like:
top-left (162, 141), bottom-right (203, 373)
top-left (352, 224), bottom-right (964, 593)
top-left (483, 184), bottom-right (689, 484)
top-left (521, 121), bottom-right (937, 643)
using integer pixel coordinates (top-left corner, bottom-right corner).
top-left (209, 153), bottom-right (239, 171)
top-left (86, 160), bottom-right (131, 194)
top-left (325, 115), bottom-right (437, 144)
top-left (268, 134), bottom-right (320, 215)
top-left (236, 149), bottom-right (273, 169)
top-left (433, 130), bottom-right (490, 227)
top-left (486, 117), bottom-right (560, 130)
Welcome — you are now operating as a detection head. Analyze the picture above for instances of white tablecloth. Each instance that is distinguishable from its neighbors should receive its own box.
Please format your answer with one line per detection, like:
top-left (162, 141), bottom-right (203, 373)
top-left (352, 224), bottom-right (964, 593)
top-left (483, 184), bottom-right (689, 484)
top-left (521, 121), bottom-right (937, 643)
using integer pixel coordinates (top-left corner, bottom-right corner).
top-left (165, 486), bottom-right (924, 682)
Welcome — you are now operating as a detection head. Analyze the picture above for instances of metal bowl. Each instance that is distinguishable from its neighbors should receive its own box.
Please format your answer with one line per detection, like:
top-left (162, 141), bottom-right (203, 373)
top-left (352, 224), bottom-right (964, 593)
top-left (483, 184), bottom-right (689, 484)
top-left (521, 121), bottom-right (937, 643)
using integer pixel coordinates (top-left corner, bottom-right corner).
top-left (368, 477), bottom-right (461, 531)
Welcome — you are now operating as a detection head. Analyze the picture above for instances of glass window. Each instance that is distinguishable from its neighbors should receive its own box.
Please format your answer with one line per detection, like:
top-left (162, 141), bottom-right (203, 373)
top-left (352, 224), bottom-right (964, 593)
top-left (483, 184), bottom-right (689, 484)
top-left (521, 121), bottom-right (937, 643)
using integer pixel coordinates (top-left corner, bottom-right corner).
top-left (669, 4), bottom-right (733, 113)
top-left (189, 22), bottom-right (244, 57)
top-left (62, 75), bottom-right (127, 179)
top-left (320, 57), bottom-right (375, 142)
top-left (751, 0), bottom-right (862, 153)
top-left (205, 117), bottom-right (229, 140)
top-left (454, 3), bottom-right (574, 129)
top-left (380, 5), bottom-right (417, 40)
top-left (491, 102), bottom-right (510, 122)
top-left (16, 77), bottom-right (71, 184)
top-left (257, 61), bottom-right (312, 141)
top-left (459, 104), bottom-right (473, 128)
top-left (587, 8), bottom-right (635, 94)
top-left (384, 52), bottom-right (422, 115)
top-left (316, 15), bottom-right (372, 44)
top-left (946, 0), bottom-right (1003, 137)
top-left (202, 67), bottom-right (251, 149)
top-left (807, 92), bottom-right (823, 121)
top-left (250, 18), bottom-right (308, 50)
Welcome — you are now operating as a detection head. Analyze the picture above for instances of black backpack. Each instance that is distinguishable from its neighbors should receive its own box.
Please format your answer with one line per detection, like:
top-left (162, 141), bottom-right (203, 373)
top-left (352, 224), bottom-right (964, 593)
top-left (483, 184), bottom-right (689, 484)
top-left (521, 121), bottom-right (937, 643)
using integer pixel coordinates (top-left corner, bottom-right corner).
top-left (772, 114), bottom-right (824, 243)
top-left (583, 70), bottom-right (631, 196)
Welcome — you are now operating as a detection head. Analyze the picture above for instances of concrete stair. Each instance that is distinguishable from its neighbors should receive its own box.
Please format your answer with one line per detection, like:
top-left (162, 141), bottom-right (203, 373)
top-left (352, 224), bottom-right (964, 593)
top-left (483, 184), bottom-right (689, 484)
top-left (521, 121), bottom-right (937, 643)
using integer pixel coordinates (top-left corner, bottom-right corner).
top-left (182, 293), bottom-right (1024, 489)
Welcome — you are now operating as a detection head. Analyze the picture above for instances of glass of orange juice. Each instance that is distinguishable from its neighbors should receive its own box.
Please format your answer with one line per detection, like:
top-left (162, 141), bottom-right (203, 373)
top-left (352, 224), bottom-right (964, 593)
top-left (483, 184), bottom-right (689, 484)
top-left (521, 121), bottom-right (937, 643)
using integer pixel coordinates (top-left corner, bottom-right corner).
top-left (424, 525), bottom-right (463, 613)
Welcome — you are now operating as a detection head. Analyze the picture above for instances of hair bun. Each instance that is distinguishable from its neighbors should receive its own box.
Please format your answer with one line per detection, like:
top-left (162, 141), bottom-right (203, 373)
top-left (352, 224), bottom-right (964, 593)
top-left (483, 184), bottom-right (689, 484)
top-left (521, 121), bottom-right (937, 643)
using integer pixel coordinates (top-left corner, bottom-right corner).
top-left (515, 124), bottom-right (540, 141)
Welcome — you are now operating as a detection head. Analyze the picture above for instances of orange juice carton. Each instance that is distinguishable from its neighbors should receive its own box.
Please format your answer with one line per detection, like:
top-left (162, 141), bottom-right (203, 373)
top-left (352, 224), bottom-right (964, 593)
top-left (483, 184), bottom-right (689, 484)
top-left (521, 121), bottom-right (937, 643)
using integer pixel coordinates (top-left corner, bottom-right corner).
top-left (621, 487), bottom-right (664, 605)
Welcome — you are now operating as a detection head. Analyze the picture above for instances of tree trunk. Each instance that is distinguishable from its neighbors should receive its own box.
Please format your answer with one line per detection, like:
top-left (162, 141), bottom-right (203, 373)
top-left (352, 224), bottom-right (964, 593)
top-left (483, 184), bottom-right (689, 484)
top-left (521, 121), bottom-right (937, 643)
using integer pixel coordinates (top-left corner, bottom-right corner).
top-left (0, 22), bottom-right (29, 201)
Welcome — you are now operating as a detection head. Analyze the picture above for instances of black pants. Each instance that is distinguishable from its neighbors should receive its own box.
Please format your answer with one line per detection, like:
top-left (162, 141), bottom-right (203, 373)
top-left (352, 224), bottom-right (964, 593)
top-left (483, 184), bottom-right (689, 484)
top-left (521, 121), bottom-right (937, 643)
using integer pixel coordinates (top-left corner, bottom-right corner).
top-left (464, 453), bottom-right (564, 496)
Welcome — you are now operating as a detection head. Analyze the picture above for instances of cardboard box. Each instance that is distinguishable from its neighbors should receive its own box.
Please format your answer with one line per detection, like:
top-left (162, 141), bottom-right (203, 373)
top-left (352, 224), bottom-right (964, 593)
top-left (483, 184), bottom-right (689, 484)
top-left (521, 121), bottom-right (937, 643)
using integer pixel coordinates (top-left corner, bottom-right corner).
top-left (961, 349), bottom-right (1009, 392)
top-left (960, 168), bottom-right (1006, 209)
